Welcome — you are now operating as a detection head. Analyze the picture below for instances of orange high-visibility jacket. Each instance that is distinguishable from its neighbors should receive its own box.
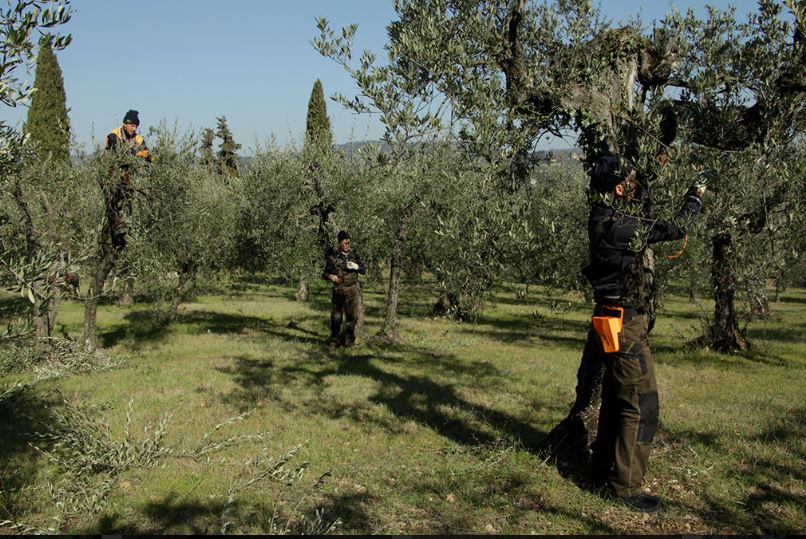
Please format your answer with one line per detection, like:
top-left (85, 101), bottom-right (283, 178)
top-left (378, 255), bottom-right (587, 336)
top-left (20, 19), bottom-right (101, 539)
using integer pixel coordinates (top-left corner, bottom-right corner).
top-left (106, 127), bottom-right (151, 160)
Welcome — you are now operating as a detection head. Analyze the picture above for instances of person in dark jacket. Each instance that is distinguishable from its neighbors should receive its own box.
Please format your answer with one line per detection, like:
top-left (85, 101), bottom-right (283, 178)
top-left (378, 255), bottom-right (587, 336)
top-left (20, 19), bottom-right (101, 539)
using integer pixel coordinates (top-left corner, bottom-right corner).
top-left (105, 109), bottom-right (150, 249)
top-left (582, 154), bottom-right (706, 513)
top-left (106, 109), bottom-right (151, 161)
top-left (322, 230), bottom-right (366, 348)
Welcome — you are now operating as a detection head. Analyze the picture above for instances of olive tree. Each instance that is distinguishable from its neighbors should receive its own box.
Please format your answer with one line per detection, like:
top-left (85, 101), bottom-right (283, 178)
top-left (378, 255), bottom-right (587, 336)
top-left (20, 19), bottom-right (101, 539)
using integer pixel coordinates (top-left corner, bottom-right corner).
top-left (658, 2), bottom-right (805, 351)
top-left (314, 19), bottom-right (461, 339)
top-left (0, 1), bottom-right (72, 347)
top-left (315, 0), bottom-right (805, 456)
top-left (127, 124), bottom-right (238, 322)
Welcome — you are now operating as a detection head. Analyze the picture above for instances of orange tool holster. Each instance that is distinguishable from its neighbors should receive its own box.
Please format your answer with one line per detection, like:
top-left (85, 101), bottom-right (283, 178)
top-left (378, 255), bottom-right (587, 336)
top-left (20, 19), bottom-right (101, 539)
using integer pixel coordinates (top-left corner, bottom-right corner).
top-left (592, 305), bottom-right (624, 353)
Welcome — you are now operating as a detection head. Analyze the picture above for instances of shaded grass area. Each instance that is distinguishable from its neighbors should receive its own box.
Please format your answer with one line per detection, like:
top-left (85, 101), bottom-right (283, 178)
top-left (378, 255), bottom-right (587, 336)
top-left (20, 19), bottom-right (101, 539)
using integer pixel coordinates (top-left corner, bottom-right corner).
top-left (1, 281), bottom-right (804, 534)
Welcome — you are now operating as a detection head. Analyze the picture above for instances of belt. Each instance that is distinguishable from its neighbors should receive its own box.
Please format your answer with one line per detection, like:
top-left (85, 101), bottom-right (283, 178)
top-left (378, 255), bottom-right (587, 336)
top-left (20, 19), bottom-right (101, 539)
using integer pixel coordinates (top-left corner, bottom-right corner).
top-left (334, 282), bottom-right (358, 291)
top-left (593, 304), bottom-right (643, 321)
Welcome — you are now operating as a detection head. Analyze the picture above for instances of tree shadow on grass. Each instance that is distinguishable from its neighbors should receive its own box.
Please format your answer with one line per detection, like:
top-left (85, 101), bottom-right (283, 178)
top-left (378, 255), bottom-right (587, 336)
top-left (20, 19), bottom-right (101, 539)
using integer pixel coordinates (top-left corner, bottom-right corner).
top-left (651, 340), bottom-right (800, 369)
top-left (215, 356), bottom-right (280, 412)
top-left (0, 296), bottom-right (29, 320)
top-left (87, 493), bottom-right (221, 534)
top-left (744, 323), bottom-right (806, 345)
top-left (90, 488), bottom-right (363, 534)
top-left (0, 388), bottom-right (57, 520)
top-left (99, 309), bottom-right (171, 349)
top-left (457, 313), bottom-right (588, 349)
top-left (100, 309), bottom-right (327, 350)
top-left (206, 313), bottom-right (564, 451)
top-left (282, 351), bottom-right (552, 451)
top-left (662, 406), bottom-right (805, 534)
top-left (406, 471), bottom-right (618, 534)
top-left (300, 491), bottom-right (374, 534)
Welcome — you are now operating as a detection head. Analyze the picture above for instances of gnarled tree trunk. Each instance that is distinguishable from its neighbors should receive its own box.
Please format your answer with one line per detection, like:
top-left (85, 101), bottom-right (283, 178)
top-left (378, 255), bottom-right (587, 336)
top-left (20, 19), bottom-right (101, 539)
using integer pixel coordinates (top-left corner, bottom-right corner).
top-left (119, 274), bottom-right (135, 305)
top-left (543, 331), bottom-right (605, 459)
top-left (295, 277), bottom-right (309, 302)
top-left (169, 264), bottom-right (194, 322)
top-left (709, 232), bottom-right (749, 352)
top-left (83, 227), bottom-right (117, 353)
top-left (380, 210), bottom-right (411, 340)
top-left (83, 179), bottom-right (128, 353)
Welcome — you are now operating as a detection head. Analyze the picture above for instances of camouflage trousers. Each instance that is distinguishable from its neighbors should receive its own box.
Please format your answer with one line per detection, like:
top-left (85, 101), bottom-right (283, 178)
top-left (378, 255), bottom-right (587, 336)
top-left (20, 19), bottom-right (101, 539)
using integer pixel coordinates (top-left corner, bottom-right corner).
top-left (589, 312), bottom-right (660, 498)
top-left (330, 284), bottom-right (362, 346)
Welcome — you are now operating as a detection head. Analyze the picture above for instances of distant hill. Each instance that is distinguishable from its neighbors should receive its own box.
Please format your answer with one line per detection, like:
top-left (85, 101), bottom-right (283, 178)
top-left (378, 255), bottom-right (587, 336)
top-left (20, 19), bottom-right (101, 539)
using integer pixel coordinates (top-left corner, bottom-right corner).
top-left (335, 140), bottom-right (390, 157)
top-left (232, 142), bottom-right (581, 171)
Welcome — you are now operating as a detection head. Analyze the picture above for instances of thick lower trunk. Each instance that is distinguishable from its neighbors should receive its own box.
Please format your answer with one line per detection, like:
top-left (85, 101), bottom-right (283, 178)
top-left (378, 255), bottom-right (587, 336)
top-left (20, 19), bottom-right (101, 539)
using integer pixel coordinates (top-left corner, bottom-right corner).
top-left (774, 275), bottom-right (784, 303)
top-left (47, 294), bottom-right (58, 338)
top-left (688, 268), bottom-right (699, 302)
top-left (380, 220), bottom-right (408, 339)
top-left (294, 278), bottom-right (309, 302)
top-left (546, 248), bottom-right (673, 461)
top-left (709, 233), bottom-right (749, 352)
top-left (33, 293), bottom-right (49, 351)
top-left (543, 332), bottom-right (605, 458)
top-left (749, 290), bottom-right (770, 321)
top-left (119, 277), bottom-right (135, 305)
top-left (169, 267), bottom-right (192, 322)
top-left (83, 223), bottom-right (119, 353)
top-left (33, 280), bottom-right (59, 350)
top-left (545, 330), bottom-right (674, 461)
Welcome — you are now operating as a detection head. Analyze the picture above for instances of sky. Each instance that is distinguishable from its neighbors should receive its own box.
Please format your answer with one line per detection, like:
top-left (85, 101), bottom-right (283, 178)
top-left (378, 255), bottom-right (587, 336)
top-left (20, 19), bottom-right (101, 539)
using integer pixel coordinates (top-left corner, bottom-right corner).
top-left (4, 0), bottom-right (764, 153)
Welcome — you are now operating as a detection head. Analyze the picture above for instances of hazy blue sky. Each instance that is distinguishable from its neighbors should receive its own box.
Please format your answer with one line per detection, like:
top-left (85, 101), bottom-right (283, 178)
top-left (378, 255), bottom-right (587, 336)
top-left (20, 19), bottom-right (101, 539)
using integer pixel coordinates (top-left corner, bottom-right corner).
top-left (5, 0), bottom-right (763, 152)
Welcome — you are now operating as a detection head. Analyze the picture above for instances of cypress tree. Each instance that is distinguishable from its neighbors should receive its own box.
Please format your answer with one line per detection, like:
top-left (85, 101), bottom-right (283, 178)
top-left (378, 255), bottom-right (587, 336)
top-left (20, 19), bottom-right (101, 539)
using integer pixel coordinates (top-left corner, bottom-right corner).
top-left (200, 127), bottom-right (215, 171)
top-left (25, 40), bottom-right (70, 163)
top-left (304, 79), bottom-right (333, 151)
top-left (215, 116), bottom-right (241, 176)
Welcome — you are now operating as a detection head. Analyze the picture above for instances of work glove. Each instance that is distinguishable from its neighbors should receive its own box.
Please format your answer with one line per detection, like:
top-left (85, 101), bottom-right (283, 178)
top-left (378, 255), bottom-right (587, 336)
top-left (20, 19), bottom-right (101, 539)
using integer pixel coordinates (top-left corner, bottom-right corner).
top-left (346, 261), bottom-right (359, 271)
top-left (688, 168), bottom-right (714, 198)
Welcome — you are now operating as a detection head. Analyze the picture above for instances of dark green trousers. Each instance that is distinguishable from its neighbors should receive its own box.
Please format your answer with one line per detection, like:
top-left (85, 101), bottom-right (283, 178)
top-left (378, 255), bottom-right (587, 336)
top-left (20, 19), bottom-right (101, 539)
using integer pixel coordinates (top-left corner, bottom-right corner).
top-left (590, 313), bottom-right (659, 497)
top-left (330, 284), bottom-right (362, 345)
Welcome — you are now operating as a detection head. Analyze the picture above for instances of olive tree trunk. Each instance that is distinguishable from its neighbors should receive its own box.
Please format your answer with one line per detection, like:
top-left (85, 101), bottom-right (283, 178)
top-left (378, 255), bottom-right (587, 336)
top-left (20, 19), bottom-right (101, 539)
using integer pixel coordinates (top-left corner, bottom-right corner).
top-left (83, 181), bottom-right (127, 353)
top-left (169, 264), bottom-right (194, 322)
top-left (295, 277), bottom-right (309, 302)
top-left (709, 232), bottom-right (749, 352)
top-left (83, 226), bottom-right (117, 353)
top-left (380, 211), bottom-right (411, 340)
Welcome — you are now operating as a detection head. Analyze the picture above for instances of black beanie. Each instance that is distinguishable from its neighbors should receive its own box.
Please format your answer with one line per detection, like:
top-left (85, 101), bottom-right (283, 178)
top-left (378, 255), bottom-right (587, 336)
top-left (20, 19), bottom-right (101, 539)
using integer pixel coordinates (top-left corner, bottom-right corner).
top-left (123, 110), bottom-right (140, 125)
top-left (337, 230), bottom-right (350, 242)
top-left (590, 154), bottom-right (634, 194)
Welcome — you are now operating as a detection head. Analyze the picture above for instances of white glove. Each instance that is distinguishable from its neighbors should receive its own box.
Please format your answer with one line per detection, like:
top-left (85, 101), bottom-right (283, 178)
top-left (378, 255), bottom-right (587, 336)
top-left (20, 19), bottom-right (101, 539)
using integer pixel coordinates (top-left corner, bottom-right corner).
top-left (346, 261), bottom-right (359, 271)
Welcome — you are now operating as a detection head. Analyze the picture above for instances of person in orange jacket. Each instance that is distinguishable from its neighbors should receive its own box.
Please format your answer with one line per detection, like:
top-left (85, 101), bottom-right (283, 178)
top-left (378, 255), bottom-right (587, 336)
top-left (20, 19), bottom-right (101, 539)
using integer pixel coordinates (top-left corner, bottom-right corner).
top-left (105, 109), bottom-right (150, 249)
top-left (106, 109), bottom-right (151, 161)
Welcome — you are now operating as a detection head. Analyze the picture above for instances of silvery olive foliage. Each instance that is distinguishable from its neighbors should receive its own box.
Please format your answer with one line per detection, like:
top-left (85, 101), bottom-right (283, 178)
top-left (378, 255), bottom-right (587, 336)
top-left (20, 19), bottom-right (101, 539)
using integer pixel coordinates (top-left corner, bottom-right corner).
top-left (0, 1), bottom-right (72, 342)
top-left (315, 0), bottom-right (804, 348)
top-left (122, 122), bottom-right (239, 319)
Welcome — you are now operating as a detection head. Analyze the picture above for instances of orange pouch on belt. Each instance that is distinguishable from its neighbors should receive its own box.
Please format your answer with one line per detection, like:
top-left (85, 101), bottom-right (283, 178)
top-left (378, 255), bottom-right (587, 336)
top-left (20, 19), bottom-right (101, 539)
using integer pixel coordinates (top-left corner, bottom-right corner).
top-left (592, 306), bottom-right (624, 353)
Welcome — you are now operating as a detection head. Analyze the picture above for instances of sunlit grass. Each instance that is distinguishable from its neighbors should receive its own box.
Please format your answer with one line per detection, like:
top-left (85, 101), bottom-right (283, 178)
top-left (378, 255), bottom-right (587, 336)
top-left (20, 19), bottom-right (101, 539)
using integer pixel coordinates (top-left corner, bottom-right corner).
top-left (1, 280), bottom-right (803, 534)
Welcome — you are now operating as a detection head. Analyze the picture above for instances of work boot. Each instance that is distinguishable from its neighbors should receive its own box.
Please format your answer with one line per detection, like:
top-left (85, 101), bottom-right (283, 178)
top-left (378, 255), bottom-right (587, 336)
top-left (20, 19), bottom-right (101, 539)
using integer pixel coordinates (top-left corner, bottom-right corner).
top-left (327, 340), bottom-right (339, 352)
top-left (112, 231), bottom-right (126, 250)
top-left (343, 332), bottom-right (355, 347)
top-left (617, 494), bottom-right (663, 513)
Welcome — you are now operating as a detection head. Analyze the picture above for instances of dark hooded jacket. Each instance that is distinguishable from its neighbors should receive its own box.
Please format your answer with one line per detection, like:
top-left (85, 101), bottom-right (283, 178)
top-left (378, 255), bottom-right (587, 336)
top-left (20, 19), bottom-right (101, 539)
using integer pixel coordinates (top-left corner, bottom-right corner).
top-left (583, 194), bottom-right (702, 305)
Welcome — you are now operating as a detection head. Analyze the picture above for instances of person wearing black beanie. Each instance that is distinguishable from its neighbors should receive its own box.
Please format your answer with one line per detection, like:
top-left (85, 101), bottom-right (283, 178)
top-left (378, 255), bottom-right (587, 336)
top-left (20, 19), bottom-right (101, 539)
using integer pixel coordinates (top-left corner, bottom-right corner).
top-left (322, 230), bottom-right (366, 349)
top-left (105, 109), bottom-right (150, 162)
top-left (104, 109), bottom-right (151, 249)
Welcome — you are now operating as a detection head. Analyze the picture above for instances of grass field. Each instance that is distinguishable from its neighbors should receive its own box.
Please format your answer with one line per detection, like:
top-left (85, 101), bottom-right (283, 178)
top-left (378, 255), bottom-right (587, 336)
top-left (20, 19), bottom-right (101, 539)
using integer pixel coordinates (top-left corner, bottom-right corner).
top-left (1, 279), bottom-right (804, 534)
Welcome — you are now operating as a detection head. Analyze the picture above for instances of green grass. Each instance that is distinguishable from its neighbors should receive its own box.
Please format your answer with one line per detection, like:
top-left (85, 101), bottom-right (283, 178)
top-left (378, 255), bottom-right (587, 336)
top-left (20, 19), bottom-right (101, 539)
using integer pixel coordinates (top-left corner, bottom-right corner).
top-left (1, 280), bottom-right (804, 534)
